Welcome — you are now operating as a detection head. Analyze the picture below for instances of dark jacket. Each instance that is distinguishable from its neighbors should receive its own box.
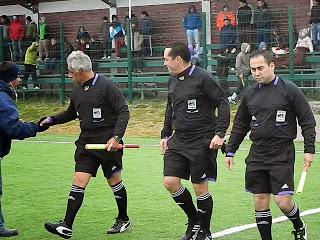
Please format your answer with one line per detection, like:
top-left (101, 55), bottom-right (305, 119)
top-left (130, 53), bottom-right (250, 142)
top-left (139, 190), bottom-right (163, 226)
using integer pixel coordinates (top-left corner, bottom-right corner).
top-left (220, 25), bottom-right (237, 50)
top-left (255, 5), bottom-right (270, 29)
top-left (226, 77), bottom-right (316, 156)
top-left (161, 65), bottom-right (230, 138)
top-left (139, 17), bottom-right (153, 35)
top-left (237, 4), bottom-right (254, 27)
top-left (310, 5), bottom-right (320, 24)
top-left (0, 81), bottom-right (39, 158)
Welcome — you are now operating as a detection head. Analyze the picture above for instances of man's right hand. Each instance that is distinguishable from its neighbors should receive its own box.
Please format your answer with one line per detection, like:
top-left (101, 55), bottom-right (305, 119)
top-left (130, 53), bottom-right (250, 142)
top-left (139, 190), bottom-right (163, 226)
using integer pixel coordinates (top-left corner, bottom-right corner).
top-left (37, 117), bottom-right (53, 132)
top-left (160, 138), bottom-right (168, 154)
top-left (225, 157), bottom-right (234, 170)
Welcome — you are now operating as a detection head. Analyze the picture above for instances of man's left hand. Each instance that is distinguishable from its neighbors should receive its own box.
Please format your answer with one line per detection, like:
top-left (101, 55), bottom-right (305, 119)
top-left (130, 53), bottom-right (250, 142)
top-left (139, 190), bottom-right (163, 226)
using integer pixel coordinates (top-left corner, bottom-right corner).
top-left (209, 135), bottom-right (224, 150)
top-left (303, 153), bottom-right (314, 169)
top-left (106, 137), bottom-right (121, 152)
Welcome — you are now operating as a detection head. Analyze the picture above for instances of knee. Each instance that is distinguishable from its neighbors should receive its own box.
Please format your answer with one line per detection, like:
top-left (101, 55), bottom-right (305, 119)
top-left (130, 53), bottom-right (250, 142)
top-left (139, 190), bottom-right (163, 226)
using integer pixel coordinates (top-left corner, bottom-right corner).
top-left (275, 198), bottom-right (293, 212)
top-left (163, 177), bottom-right (180, 193)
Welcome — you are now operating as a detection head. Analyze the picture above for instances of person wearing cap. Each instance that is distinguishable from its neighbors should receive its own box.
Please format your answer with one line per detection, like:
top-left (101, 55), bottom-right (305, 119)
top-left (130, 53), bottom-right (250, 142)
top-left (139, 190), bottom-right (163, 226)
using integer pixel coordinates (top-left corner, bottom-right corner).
top-left (220, 16), bottom-right (237, 53)
top-left (25, 16), bottom-right (37, 46)
top-left (0, 61), bottom-right (48, 237)
top-left (216, 4), bottom-right (236, 32)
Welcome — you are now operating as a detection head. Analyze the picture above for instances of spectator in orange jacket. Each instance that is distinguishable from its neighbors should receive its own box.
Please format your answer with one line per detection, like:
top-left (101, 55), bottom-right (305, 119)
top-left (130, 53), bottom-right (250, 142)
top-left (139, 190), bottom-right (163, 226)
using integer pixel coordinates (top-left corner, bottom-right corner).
top-left (216, 5), bottom-right (236, 32)
top-left (9, 16), bottom-right (25, 62)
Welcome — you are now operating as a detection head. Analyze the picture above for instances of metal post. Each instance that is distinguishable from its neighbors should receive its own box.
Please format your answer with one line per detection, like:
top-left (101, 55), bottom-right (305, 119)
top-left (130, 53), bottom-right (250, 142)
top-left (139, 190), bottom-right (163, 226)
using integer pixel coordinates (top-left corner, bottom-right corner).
top-left (288, 6), bottom-right (294, 82)
top-left (0, 27), bottom-right (4, 62)
top-left (59, 21), bottom-right (66, 105)
top-left (201, 12), bottom-right (208, 69)
top-left (126, 18), bottom-right (133, 104)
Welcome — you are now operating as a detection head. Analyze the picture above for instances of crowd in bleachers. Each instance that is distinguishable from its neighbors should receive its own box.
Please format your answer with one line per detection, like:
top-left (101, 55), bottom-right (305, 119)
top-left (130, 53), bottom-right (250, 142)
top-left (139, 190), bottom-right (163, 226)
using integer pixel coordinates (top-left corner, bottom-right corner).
top-left (0, 0), bottom-right (319, 91)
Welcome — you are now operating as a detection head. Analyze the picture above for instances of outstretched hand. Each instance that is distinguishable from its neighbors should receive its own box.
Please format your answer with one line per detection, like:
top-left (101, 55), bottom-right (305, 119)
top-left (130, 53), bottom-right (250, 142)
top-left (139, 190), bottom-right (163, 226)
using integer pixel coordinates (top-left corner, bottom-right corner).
top-left (37, 117), bottom-right (52, 132)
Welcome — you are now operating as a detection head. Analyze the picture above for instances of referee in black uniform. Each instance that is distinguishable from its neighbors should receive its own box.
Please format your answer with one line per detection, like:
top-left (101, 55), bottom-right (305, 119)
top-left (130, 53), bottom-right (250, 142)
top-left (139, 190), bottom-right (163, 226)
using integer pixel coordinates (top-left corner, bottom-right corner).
top-left (39, 51), bottom-right (131, 239)
top-left (225, 50), bottom-right (316, 240)
top-left (161, 42), bottom-right (230, 240)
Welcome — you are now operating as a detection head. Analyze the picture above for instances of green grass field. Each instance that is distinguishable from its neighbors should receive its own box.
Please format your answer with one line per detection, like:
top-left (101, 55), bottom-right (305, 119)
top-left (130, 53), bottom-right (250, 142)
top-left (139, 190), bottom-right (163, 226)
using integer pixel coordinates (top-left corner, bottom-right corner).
top-left (2, 134), bottom-right (319, 239)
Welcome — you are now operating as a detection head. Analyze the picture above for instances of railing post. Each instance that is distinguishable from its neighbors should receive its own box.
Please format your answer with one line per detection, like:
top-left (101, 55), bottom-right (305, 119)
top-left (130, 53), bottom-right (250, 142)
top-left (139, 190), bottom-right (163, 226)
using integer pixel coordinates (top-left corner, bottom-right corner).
top-left (0, 26), bottom-right (4, 62)
top-left (59, 21), bottom-right (66, 105)
top-left (201, 12), bottom-right (208, 69)
top-left (126, 18), bottom-right (133, 104)
top-left (288, 6), bottom-right (294, 82)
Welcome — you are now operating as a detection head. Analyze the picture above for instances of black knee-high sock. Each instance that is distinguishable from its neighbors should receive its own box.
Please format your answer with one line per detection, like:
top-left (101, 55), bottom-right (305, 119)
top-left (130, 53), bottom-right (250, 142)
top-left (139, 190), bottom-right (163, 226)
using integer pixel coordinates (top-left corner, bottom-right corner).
top-left (171, 186), bottom-right (198, 222)
top-left (64, 185), bottom-right (85, 228)
top-left (255, 209), bottom-right (272, 240)
top-left (197, 192), bottom-right (213, 232)
top-left (111, 181), bottom-right (129, 221)
top-left (284, 202), bottom-right (304, 230)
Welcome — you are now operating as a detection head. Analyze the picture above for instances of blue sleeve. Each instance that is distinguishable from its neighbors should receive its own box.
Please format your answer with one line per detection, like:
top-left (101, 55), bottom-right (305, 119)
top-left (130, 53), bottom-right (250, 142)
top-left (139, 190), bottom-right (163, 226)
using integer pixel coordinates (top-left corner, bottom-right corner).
top-left (183, 15), bottom-right (188, 30)
top-left (0, 92), bottom-right (38, 140)
top-left (197, 15), bottom-right (202, 29)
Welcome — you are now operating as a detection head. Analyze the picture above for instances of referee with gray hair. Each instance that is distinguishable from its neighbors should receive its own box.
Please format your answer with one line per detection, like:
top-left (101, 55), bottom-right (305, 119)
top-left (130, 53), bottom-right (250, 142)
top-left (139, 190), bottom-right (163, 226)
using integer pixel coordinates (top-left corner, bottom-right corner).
top-left (39, 51), bottom-right (131, 239)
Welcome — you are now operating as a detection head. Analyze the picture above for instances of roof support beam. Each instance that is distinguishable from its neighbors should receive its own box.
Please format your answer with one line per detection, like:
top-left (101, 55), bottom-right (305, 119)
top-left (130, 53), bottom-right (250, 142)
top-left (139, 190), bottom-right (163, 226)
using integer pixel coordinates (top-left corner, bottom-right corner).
top-left (100, 0), bottom-right (116, 8)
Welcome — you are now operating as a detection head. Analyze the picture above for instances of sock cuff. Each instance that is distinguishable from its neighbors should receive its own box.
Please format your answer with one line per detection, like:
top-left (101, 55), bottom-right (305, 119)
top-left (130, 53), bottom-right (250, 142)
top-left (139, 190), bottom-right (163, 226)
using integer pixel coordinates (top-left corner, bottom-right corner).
top-left (111, 181), bottom-right (124, 193)
top-left (286, 202), bottom-right (298, 217)
top-left (71, 185), bottom-right (85, 193)
top-left (171, 186), bottom-right (186, 198)
top-left (255, 209), bottom-right (272, 218)
top-left (197, 192), bottom-right (211, 201)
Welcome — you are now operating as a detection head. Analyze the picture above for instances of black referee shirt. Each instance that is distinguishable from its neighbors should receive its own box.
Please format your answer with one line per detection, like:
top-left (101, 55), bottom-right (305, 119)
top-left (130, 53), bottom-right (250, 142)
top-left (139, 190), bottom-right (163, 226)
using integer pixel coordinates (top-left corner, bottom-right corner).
top-left (51, 74), bottom-right (129, 144)
top-left (226, 76), bottom-right (316, 154)
top-left (161, 65), bottom-right (230, 138)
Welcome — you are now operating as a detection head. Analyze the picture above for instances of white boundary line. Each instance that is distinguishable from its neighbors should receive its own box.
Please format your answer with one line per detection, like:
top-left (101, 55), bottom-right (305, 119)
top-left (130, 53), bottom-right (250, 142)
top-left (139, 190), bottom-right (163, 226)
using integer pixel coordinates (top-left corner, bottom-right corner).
top-left (212, 208), bottom-right (320, 238)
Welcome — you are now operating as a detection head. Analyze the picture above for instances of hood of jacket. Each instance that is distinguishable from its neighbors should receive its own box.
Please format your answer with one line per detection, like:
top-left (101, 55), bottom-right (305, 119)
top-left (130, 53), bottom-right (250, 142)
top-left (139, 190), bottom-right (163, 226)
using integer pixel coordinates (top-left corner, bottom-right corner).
top-left (241, 42), bottom-right (250, 53)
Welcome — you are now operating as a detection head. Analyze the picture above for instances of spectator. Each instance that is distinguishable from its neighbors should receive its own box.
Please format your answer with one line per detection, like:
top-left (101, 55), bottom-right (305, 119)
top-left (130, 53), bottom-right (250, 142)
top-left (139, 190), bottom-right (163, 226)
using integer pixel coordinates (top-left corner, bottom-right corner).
top-left (88, 36), bottom-right (103, 60)
top-left (75, 26), bottom-right (91, 43)
top-left (22, 42), bottom-right (39, 89)
top-left (270, 27), bottom-right (287, 49)
top-left (132, 23), bottom-right (144, 73)
top-left (236, 0), bottom-right (255, 46)
top-left (25, 16), bottom-right (37, 46)
top-left (183, 5), bottom-right (202, 54)
top-left (76, 38), bottom-right (90, 55)
top-left (100, 16), bottom-right (112, 59)
top-left (220, 16), bottom-right (237, 53)
top-left (255, 0), bottom-right (271, 48)
top-left (38, 16), bottom-right (50, 61)
top-left (216, 4), bottom-right (236, 32)
top-left (139, 10), bottom-right (154, 56)
top-left (44, 38), bottom-right (60, 73)
top-left (310, 0), bottom-right (320, 50)
top-left (64, 38), bottom-right (74, 58)
top-left (9, 16), bottom-right (24, 62)
top-left (234, 42), bottom-right (251, 101)
top-left (110, 15), bottom-right (125, 58)
top-left (294, 28), bottom-right (313, 66)
top-left (0, 15), bottom-right (11, 61)
top-left (258, 41), bottom-right (267, 50)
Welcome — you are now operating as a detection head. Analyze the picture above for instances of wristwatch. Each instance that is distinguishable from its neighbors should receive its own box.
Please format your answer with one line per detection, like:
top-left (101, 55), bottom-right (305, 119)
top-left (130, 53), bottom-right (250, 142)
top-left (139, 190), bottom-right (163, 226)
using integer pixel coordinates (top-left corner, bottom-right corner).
top-left (113, 135), bottom-right (122, 143)
top-left (215, 132), bottom-right (225, 138)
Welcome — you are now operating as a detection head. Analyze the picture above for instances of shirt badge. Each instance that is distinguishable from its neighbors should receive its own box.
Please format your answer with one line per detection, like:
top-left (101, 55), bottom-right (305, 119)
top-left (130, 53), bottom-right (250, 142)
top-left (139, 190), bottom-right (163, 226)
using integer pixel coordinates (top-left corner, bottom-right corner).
top-left (93, 108), bottom-right (102, 119)
top-left (179, 76), bottom-right (185, 81)
top-left (276, 110), bottom-right (286, 122)
top-left (187, 99), bottom-right (197, 110)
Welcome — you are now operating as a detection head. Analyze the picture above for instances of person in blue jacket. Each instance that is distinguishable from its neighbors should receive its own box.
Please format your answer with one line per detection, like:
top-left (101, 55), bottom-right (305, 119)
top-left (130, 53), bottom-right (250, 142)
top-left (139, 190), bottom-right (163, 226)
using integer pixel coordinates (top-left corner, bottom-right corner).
top-left (0, 61), bottom-right (47, 237)
top-left (183, 5), bottom-right (202, 54)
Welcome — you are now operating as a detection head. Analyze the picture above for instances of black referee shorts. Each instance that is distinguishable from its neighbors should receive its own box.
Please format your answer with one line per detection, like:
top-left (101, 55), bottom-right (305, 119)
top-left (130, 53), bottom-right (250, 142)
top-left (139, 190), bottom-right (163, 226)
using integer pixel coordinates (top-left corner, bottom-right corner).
top-left (74, 146), bottom-right (123, 178)
top-left (245, 143), bottom-right (295, 195)
top-left (163, 132), bottom-right (218, 184)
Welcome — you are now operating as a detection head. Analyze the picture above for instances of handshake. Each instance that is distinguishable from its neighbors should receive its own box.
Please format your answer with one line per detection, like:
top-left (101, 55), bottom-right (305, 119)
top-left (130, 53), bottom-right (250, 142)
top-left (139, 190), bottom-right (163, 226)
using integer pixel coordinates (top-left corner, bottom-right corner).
top-left (37, 117), bottom-right (54, 132)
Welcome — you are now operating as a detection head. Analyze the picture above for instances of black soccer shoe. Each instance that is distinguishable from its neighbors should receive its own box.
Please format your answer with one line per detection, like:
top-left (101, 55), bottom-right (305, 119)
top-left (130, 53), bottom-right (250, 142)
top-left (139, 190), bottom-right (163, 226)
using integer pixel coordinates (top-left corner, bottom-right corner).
top-left (292, 223), bottom-right (307, 240)
top-left (107, 218), bottom-right (131, 234)
top-left (192, 229), bottom-right (212, 240)
top-left (44, 220), bottom-right (72, 239)
top-left (181, 220), bottom-right (200, 240)
top-left (0, 228), bottom-right (18, 237)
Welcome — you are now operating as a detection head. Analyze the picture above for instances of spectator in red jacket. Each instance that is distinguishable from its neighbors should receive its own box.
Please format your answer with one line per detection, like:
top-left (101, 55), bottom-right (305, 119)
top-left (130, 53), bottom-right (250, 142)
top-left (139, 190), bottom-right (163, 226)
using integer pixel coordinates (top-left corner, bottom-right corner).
top-left (9, 16), bottom-right (24, 62)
